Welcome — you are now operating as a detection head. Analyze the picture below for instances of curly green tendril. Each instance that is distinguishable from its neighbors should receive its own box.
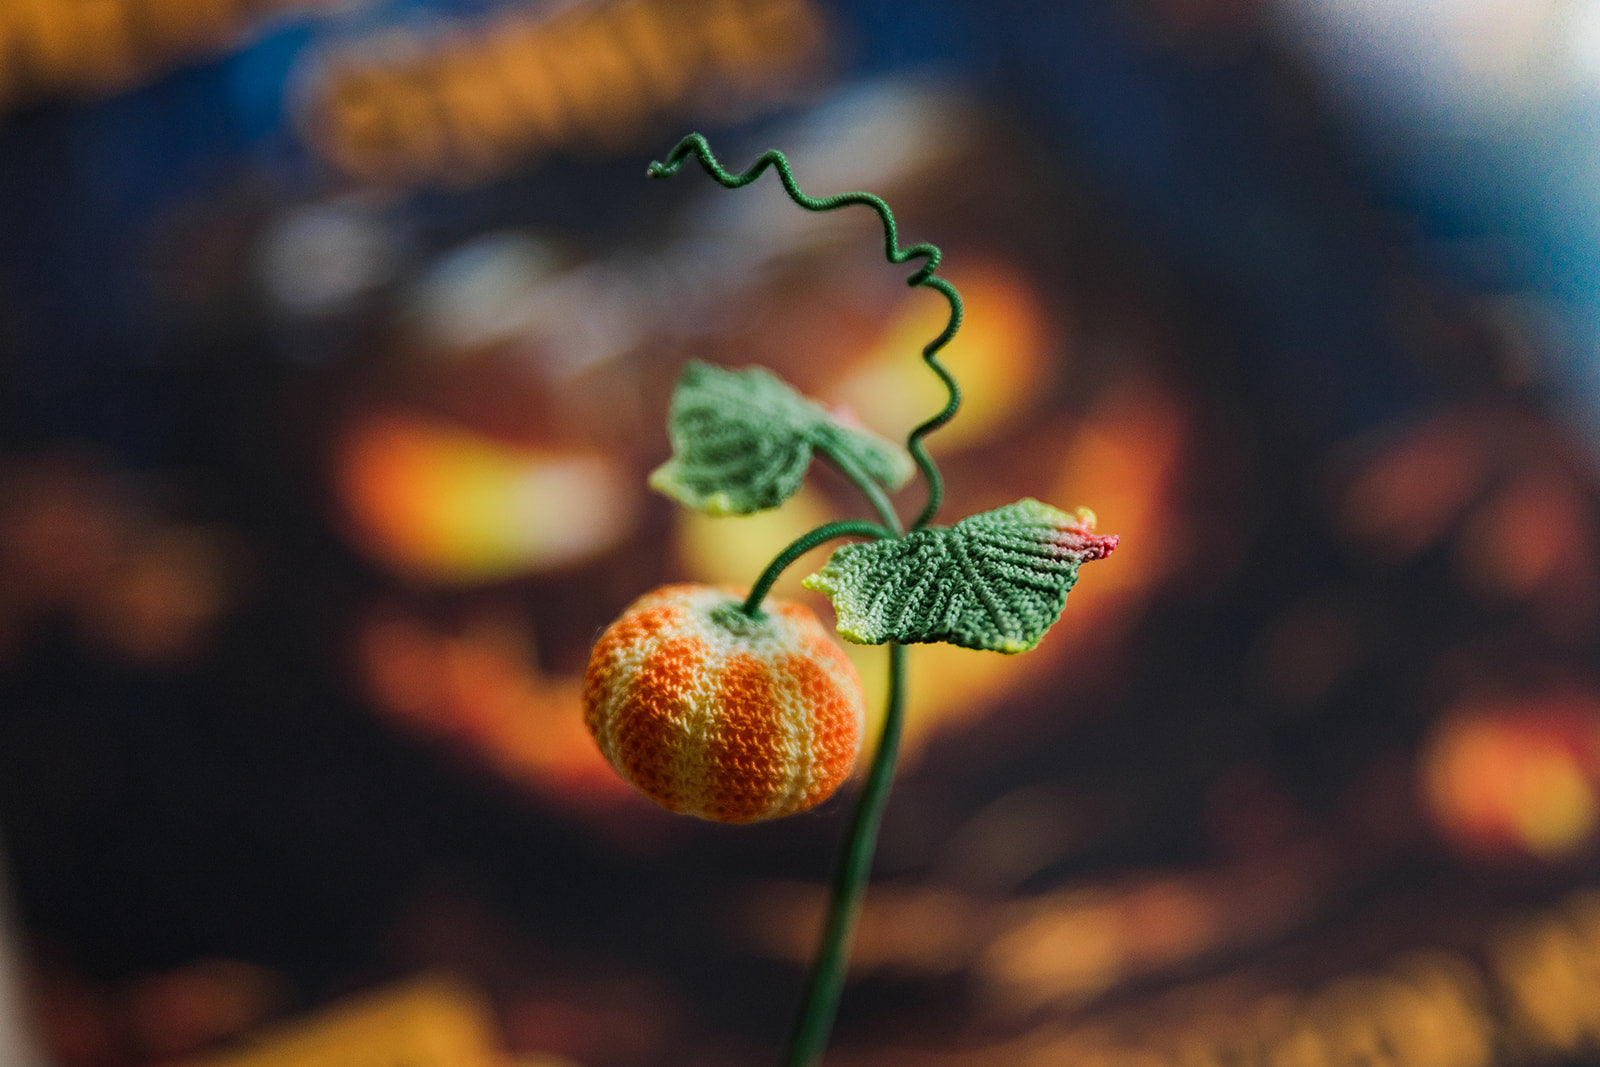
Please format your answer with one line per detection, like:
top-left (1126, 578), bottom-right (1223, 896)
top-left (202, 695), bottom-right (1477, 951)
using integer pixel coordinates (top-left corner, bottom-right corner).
top-left (649, 132), bottom-right (964, 531)
top-left (643, 135), bottom-right (1117, 1066)
top-left (646, 133), bottom-right (974, 1067)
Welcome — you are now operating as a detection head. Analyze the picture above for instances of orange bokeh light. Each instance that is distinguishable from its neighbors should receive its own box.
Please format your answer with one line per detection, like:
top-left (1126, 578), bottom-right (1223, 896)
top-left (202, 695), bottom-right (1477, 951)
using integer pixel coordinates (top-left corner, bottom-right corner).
top-left (1424, 697), bottom-right (1600, 862)
top-left (355, 609), bottom-right (629, 809)
top-left (333, 411), bottom-right (637, 584)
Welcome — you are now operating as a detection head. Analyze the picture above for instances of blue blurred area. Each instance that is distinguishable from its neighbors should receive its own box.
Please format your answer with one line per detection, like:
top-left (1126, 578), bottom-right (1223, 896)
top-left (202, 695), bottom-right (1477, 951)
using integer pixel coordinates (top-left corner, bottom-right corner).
top-left (0, 19), bottom-right (314, 457)
top-left (1279, 0), bottom-right (1600, 438)
top-left (0, 0), bottom-right (1589, 452)
top-left (890, 0), bottom-right (1430, 436)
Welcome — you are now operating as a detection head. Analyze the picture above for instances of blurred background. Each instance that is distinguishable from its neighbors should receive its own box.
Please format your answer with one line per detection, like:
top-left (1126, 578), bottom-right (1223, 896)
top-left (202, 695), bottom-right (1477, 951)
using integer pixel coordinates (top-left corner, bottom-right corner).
top-left (5, 0), bottom-right (1600, 1063)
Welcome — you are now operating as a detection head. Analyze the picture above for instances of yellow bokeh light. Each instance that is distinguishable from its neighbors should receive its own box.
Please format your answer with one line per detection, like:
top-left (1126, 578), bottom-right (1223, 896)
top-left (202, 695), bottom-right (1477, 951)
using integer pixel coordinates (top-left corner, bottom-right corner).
top-left (335, 411), bottom-right (637, 584)
top-left (1509, 750), bottom-right (1598, 858)
top-left (1424, 705), bottom-right (1600, 860)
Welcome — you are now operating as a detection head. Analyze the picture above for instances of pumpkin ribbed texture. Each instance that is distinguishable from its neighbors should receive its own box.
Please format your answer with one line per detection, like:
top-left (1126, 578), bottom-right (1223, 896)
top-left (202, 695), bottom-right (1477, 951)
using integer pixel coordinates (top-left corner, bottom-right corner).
top-left (583, 584), bottom-right (865, 823)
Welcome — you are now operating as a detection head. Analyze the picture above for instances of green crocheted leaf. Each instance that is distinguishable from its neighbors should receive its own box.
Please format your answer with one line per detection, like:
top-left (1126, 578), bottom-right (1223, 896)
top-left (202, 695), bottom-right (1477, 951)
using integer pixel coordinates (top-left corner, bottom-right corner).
top-left (649, 361), bottom-right (913, 515)
top-left (803, 499), bottom-right (1119, 653)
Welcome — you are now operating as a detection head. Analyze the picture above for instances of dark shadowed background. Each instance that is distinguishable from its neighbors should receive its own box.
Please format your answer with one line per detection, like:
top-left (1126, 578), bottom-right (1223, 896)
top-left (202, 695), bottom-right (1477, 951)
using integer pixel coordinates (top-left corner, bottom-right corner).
top-left (4, 1), bottom-right (1600, 1063)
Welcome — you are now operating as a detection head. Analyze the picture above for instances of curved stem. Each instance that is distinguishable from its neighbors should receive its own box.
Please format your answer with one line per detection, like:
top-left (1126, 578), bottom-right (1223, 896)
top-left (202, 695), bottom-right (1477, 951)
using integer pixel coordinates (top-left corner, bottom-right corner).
top-left (784, 641), bottom-right (907, 1067)
top-left (650, 134), bottom-right (959, 1064)
top-left (820, 450), bottom-right (904, 538)
top-left (740, 520), bottom-right (892, 617)
top-left (650, 133), bottom-right (963, 531)
top-left (906, 276), bottom-right (962, 530)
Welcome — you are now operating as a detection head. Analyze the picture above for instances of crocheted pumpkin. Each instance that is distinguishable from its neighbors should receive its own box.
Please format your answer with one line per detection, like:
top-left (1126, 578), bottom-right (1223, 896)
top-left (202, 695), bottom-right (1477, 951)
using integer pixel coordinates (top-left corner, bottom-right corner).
top-left (583, 584), bottom-right (865, 823)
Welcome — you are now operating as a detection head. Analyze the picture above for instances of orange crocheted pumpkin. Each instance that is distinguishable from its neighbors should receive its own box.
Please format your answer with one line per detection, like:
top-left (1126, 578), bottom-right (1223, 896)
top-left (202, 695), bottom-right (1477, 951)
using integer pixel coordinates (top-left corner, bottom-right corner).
top-left (583, 584), bottom-right (865, 823)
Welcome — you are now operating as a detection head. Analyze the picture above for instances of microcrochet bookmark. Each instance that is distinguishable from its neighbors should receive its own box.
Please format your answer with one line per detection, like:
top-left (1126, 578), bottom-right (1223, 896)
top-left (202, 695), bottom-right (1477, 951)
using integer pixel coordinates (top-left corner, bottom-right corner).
top-left (580, 132), bottom-right (1119, 1067)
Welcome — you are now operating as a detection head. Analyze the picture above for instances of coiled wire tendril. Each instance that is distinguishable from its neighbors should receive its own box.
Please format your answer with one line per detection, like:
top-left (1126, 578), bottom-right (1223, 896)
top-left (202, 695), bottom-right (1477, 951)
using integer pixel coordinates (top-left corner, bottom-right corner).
top-left (647, 133), bottom-right (972, 1066)
top-left (648, 132), bottom-right (964, 531)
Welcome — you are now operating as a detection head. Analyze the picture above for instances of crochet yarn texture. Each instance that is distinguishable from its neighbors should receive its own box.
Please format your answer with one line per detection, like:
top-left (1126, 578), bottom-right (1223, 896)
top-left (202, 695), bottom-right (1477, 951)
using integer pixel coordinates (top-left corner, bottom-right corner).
top-left (804, 500), bottom-right (1119, 653)
top-left (583, 584), bottom-right (865, 823)
top-left (649, 361), bottom-right (913, 516)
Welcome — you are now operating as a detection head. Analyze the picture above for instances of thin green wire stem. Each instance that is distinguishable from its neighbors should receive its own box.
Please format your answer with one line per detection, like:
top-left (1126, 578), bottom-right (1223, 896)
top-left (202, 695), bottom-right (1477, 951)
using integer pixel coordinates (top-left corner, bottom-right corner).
top-left (906, 276), bottom-right (963, 529)
top-left (650, 133), bottom-right (955, 1065)
top-left (649, 132), bottom-right (964, 531)
top-left (820, 450), bottom-right (905, 538)
top-left (784, 641), bottom-right (906, 1067)
top-left (739, 520), bottom-right (892, 618)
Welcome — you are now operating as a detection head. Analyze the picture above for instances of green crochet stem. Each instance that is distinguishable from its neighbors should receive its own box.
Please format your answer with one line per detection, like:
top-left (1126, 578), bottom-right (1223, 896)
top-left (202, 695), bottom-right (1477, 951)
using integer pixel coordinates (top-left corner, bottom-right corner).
top-left (650, 133), bottom-right (956, 1065)
top-left (648, 132), bottom-right (964, 531)
top-left (732, 453), bottom-right (905, 1067)
top-left (737, 443), bottom-right (910, 619)
top-left (784, 640), bottom-right (905, 1067)
top-left (739, 520), bottom-right (894, 618)
top-left (821, 449), bottom-right (906, 539)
